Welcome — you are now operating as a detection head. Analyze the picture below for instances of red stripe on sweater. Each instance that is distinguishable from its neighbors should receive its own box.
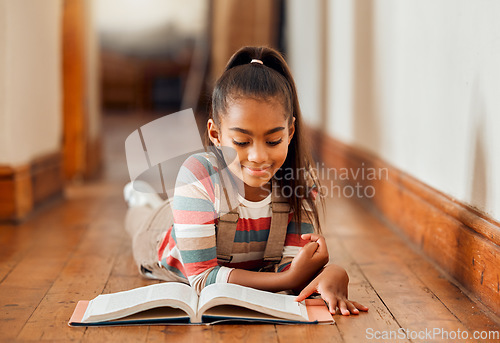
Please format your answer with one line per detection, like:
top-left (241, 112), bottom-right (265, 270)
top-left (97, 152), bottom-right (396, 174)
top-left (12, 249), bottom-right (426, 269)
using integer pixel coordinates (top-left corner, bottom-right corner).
top-left (184, 157), bottom-right (215, 202)
top-left (157, 225), bottom-right (172, 260)
top-left (173, 209), bottom-right (215, 225)
top-left (165, 255), bottom-right (187, 275)
top-left (280, 264), bottom-right (291, 272)
top-left (284, 233), bottom-right (309, 247)
top-left (184, 258), bottom-right (218, 276)
top-left (236, 217), bottom-right (271, 231)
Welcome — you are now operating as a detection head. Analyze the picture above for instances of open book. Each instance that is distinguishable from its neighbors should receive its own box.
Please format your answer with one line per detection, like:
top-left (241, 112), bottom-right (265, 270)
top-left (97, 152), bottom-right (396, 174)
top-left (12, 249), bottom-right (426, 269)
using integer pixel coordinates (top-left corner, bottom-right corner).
top-left (69, 282), bottom-right (334, 326)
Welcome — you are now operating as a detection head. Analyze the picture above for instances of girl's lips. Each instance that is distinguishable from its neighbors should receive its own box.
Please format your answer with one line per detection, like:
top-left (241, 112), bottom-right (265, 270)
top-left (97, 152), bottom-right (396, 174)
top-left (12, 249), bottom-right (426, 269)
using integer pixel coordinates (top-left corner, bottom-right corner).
top-left (244, 165), bottom-right (272, 177)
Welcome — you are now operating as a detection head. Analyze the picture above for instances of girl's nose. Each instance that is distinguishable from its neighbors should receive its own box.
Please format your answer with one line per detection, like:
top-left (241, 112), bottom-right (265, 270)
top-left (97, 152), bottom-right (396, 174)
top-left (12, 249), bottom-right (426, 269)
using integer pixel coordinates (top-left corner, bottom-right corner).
top-left (247, 143), bottom-right (268, 163)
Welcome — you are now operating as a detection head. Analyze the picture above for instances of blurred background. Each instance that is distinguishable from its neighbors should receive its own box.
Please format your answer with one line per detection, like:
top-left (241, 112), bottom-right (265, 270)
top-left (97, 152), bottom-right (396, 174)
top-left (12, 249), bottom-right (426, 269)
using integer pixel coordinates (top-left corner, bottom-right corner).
top-left (0, 0), bottom-right (499, 222)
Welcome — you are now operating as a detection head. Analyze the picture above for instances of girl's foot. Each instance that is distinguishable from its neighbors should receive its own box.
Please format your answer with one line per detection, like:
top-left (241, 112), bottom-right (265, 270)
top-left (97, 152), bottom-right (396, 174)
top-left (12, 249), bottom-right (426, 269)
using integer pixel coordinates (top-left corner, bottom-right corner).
top-left (123, 181), bottom-right (164, 209)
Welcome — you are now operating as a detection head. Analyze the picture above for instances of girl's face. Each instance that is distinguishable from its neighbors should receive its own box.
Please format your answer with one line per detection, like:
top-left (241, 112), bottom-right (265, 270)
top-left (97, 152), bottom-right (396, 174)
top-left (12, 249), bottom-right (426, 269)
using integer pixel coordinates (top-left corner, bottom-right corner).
top-left (208, 98), bottom-right (295, 201)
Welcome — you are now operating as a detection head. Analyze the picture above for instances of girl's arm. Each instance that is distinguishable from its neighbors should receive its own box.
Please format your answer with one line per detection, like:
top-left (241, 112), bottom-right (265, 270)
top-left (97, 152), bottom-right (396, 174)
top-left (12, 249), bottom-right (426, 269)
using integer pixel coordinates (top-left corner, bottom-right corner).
top-left (228, 235), bottom-right (329, 291)
top-left (227, 268), bottom-right (292, 292)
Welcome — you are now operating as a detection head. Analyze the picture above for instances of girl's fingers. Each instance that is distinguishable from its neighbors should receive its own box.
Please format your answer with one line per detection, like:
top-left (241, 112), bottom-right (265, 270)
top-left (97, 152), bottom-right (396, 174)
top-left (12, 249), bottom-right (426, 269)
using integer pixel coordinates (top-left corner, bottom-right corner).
top-left (295, 282), bottom-right (317, 302)
top-left (301, 234), bottom-right (327, 253)
top-left (327, 298), bottom-right (338, 315)
top-left (338, 300), bottom-right (350, 316)
top-left (351, 300), bottom-right (369, 312)
top-left (301, 233), bottom-right (322, 242)
top-left (319, 290), bottom-right (337, 314)
top-left (322, 292), bottom-right (366, 316)
top-left (345, 301), bottom-right (360, 315)
top-left (300, 241), bottom-right (319, 256)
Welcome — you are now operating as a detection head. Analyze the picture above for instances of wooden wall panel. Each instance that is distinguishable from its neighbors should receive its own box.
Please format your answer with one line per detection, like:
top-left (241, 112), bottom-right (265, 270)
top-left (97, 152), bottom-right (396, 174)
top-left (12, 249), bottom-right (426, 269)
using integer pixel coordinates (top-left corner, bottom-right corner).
top-left (0, 153), bottom-right (63, 223)
top-left (0, 166), bottom-right (32, 221)
top-left (62, 0), bottom-right (101, 180)
top-left (62, 0), bottom-right (86, 181)
top-left (31, 152), bottom-right (64, 206)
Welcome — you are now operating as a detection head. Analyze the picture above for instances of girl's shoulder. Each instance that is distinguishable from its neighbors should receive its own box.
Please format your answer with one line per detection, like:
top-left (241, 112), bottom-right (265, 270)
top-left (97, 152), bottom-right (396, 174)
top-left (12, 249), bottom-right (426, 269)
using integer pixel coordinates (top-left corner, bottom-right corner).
top-left (177, 151), bottom-right (227, 195)
top-left (180, 151), bottom-right (221, 176)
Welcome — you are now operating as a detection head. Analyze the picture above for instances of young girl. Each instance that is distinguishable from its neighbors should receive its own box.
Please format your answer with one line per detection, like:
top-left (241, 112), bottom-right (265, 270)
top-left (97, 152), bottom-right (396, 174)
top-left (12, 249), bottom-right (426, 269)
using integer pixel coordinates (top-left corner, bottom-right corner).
top-left (124, 46), bottom-right (368, 316)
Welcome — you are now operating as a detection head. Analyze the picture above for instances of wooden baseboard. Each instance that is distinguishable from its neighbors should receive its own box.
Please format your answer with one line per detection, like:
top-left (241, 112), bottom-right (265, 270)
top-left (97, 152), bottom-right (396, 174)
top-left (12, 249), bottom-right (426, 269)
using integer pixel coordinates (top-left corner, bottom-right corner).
top-left (0, 151), bottom-right (64, 223)
top-left (312, 129), bottom-right (500, 318)
top-left (0, 165), bottom-right (33, 221)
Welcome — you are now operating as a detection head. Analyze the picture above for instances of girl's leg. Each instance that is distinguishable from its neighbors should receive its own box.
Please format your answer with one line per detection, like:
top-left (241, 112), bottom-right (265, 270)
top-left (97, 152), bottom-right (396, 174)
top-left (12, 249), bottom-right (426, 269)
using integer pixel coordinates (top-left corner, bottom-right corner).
top-left (125, 206), bottom-right (154, 238)
top-left (125, 200), bottom-right (187, 284)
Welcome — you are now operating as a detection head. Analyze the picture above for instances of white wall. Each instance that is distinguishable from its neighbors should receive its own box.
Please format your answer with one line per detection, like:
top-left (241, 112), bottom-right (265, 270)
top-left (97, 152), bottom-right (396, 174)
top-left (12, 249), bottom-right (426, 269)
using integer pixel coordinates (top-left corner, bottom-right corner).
top-left (287, 0), bottom-right (500, 220)
top-left (0, 0), bottom-right (63, 166)
top-left (87, 0), bottom-right (101, 142)
top-left (285, 0), bottom-right (322, 128)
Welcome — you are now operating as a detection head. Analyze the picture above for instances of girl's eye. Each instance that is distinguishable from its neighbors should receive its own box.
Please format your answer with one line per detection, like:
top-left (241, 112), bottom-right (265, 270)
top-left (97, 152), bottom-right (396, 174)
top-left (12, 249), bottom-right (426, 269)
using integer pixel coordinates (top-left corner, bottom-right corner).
top-left (232, 138), bottom-right (283, 147)
top-left (232, 140), bottom-right (249, 146)
top-left (267, 139), bottom-right (283, 146)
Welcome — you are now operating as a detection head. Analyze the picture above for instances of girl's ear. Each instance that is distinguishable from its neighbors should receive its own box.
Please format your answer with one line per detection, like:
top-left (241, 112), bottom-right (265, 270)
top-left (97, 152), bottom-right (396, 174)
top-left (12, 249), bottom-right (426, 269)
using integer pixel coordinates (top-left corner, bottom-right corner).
top-left (288, 116), bottom-right (296, 144)
top-left (207, 119), bottom-right (221, 146)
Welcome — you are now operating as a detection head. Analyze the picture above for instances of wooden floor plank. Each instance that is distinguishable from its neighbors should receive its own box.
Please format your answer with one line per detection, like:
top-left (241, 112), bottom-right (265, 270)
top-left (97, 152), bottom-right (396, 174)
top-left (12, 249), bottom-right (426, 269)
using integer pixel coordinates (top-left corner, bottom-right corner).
top-left (361, 201), bottom-right (500, 334)
top-left (0, 197), bottom-right (89, 283)
top-left (0, 199), bottom-right (97, 340)
top-left (406, 256), bottom-right (500, 334)
top-left (146, 325), bottom-right (213, 343)
top-left (377, 223), bottom-right (499, 333)
top-left (16, 193), bottom-right (127, 341)
top-left (0, 223), bottom-right (32, 283)
top-left (333, 198), bottom-right (499, 342)
top-left (82, 227), bottom-right (157, 342)
top-left (319, 195), bottom-right (411, 343)
top-left (358, 206), bottom-right (500, 334)
top-left (210, 324), bottom-right (278, 343)
top-left (325, 242), bottom-right (410, 343)
top-left (275, 324), bottom-right (344, 343)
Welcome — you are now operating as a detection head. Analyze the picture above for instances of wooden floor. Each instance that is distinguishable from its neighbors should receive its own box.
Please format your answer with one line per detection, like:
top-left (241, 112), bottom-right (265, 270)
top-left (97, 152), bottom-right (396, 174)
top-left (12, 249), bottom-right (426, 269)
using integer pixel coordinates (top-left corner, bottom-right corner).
top-left (1, 113), bottom-right (499, 342)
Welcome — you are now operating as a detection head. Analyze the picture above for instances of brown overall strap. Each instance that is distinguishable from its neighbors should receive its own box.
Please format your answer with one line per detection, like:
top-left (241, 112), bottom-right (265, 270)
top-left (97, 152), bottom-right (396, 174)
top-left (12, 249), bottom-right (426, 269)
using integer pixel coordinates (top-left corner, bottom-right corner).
top-left (215, 169), bottom-right (290, 263)
top-left (216, 169), bottom-right (239, 263)
top-left (263, 180), bottom-right (291, 262)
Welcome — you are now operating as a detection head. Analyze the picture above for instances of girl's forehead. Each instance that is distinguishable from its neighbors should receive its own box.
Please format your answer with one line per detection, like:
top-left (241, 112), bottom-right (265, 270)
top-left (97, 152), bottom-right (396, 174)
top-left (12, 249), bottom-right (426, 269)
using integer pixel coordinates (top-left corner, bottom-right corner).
top-left (222, 98), bottom-right (288, 127)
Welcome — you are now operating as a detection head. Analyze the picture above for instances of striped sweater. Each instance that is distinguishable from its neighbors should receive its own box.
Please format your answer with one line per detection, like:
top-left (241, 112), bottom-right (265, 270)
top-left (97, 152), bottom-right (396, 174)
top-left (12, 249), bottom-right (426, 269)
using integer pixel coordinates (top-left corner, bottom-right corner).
top-left (157, 152), bottom-right (317, 294)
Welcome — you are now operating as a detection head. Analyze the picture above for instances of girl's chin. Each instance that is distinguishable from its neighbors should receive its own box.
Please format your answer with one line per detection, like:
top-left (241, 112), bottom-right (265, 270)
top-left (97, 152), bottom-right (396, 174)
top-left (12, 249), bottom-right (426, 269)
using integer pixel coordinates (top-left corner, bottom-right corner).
top-left (243, 176), bottom-right (271, 188)
top-left (227, 166), bottom-right (275, 191)
top-left (243, 178), bottom-right (270, 189)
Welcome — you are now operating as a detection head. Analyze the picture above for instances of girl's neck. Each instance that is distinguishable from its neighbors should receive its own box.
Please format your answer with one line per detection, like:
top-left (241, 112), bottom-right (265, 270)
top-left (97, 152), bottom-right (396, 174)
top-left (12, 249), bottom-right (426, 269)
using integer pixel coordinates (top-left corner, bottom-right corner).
top-left (221, 162), bottom-right (272, 202)
top-left (243, 181), bottom-right (271, 202)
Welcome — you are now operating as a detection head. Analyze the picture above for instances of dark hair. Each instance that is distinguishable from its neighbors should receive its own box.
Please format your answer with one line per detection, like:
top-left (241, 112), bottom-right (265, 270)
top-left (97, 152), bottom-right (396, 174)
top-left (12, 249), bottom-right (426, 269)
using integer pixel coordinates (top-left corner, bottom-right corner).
top-left (205, 46), bottom-right (323, 234)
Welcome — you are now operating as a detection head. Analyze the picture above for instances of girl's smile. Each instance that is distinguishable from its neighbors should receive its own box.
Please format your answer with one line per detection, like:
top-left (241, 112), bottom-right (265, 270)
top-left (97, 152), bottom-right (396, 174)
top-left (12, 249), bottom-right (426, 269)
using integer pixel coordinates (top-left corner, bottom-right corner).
top-left (243, 165), bottom-right (272, 177)
top-left (208, 98), bottom-right (295, 201)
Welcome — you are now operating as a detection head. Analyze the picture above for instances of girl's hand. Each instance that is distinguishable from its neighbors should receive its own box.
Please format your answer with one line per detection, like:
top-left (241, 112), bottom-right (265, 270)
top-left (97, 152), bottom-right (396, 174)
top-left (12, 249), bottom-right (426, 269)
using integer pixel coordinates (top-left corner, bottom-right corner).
top-left (296, 233), bottom-right (330, 272)
top-left (287, 234), bottom-right (329, 288)
top-left (295, 264), bottom-right (369, 316)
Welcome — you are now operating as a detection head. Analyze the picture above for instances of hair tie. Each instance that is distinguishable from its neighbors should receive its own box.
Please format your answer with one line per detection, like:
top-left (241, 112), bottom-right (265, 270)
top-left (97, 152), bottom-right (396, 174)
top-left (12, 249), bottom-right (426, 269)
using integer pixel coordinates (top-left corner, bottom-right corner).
top-left (250, 59), bottom-right (263, 65)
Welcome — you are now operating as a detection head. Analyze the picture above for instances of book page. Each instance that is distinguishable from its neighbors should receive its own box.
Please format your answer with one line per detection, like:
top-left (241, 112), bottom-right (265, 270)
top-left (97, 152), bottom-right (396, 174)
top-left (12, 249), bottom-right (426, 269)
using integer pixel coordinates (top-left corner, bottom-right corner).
top-left (202, 305), bottom-right (306, 324)
top-left (197, 283), bottom-right (307, 322)
top-left (83, 282), bottom-right (198, 323)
